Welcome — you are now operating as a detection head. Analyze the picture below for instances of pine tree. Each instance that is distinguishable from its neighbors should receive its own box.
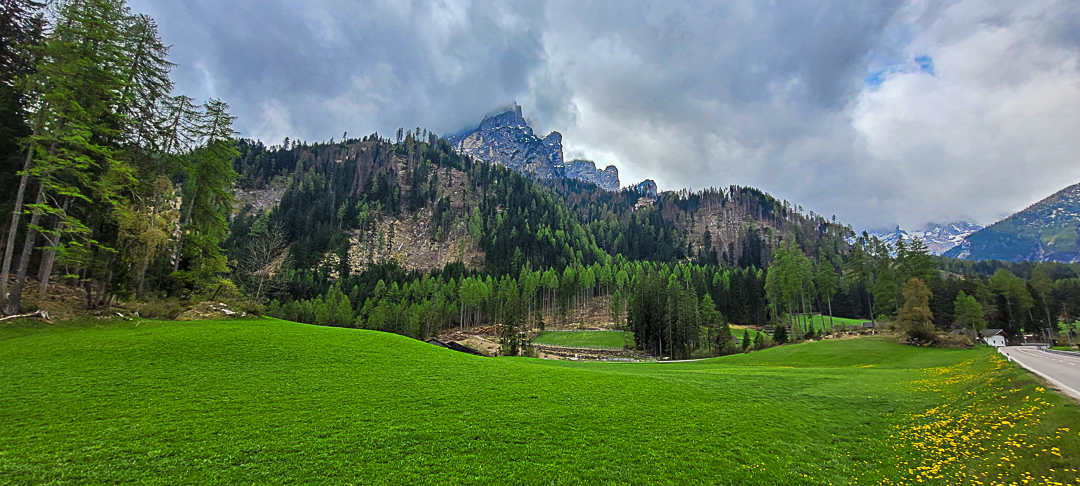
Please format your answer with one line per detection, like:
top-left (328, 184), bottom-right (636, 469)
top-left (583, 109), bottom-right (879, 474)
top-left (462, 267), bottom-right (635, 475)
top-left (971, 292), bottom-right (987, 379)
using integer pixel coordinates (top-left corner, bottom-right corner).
top-left (0, 0), bottom-right (44, 298)
top-left (773, 324), bottom-right (788, 344)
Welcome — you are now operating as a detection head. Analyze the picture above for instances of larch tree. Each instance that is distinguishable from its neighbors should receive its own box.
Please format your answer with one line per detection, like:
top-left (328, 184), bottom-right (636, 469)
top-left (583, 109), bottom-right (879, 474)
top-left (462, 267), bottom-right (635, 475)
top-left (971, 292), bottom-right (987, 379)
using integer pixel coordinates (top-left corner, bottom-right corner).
top-left (897, 278), bottom-right (934, 341)
top-left (6, 0), bottom-right (131, 314)
top-left (815, 255), bottom-right (838, 329)
top-left (171, 98), bottom-right (238, 290)
top-left (953, 290), bottom-right (986, 338)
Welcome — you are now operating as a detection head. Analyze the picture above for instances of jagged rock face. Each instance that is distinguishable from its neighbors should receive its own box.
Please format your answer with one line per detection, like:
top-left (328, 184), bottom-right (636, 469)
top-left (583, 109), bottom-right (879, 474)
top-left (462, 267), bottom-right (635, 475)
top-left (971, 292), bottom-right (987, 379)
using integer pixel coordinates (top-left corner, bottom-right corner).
top-left (448, 105), bottom-right (560, 179)
top-left (562, 159), bottom-right (620, 191)
top-left (447, 105), bottom-right (620, 191)
top-left (944, 183), bottom-right (1080, 263)
top-left (634, 179), bottom-right (658, 198)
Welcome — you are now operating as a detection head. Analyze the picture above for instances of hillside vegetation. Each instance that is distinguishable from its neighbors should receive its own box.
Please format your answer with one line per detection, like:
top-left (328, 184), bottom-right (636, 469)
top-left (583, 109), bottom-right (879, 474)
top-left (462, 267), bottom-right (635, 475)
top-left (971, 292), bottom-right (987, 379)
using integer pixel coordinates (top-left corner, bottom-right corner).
top-left (1, 319), bottom-right (1077, 485)
top-left (947, 182), bottom-right (1080, 263)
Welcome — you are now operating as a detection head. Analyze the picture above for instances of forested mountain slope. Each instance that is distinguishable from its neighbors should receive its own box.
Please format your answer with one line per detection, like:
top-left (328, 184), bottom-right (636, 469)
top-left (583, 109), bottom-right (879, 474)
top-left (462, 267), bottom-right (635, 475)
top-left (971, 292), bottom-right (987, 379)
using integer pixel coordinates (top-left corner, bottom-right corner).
top-left (945, 182), bottom-right (1080, 263)
top-left (228, 133), bottom-right (853, 279)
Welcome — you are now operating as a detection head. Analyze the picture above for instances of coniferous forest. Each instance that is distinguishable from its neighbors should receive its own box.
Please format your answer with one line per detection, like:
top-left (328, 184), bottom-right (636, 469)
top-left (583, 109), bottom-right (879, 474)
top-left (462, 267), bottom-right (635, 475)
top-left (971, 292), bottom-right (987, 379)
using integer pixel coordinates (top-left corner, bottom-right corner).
top-left (3, 0), bottom-right (1080, 359)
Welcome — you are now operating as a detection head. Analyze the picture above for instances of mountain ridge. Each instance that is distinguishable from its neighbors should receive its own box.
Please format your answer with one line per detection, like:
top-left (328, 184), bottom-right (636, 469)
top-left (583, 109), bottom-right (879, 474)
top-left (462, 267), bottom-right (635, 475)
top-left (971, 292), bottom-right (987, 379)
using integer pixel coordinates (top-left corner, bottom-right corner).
top-left (447, 104), bottom-right (621, 191)
top-left (866, 221), bottom-right (983, 255)
top-left (944, 182), bottom-right (1080, 263)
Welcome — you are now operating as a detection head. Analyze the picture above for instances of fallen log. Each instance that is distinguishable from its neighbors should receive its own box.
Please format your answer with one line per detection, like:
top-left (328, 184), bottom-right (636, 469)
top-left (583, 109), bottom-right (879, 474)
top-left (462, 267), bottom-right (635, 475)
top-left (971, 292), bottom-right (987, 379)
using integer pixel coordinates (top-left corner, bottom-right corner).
top-left (0, 309), bottom-right (51, 322)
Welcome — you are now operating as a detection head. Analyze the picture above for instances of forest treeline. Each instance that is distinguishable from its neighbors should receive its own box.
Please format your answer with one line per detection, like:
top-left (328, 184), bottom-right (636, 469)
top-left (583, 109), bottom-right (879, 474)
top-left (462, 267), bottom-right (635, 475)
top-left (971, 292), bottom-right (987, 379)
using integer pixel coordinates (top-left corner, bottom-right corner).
top-left (2, 1), bottom-right (1078, 354)
top-left (0, 0), bottom-right (239, 314)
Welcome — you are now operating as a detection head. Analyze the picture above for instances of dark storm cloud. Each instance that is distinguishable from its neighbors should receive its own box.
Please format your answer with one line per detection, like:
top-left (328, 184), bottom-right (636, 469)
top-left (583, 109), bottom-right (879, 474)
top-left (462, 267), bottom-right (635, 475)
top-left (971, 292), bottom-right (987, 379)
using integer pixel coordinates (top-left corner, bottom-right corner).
top-left (129, 0), bottom-right (549, 142)
top-left (129, 0), bottom-right (1080, 231)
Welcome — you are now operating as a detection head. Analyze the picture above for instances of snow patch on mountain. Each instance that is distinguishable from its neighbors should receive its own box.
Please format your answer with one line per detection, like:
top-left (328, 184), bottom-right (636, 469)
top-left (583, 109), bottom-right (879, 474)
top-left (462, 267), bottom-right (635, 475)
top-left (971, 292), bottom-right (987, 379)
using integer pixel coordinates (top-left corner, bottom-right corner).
top-left (865, 221), bottom-right (984, 255)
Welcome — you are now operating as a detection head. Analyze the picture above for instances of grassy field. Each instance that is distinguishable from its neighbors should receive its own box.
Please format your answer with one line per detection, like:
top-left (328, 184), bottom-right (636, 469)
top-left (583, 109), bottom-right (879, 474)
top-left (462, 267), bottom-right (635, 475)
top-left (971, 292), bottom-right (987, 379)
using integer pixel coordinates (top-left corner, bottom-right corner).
top-left (2, 318), bottom-right (1079, 485)
top-left (806, 314), bottom-right (869, 330)
top-left (531, 330), bottom-right (631, 348)
top-left (728, 325), bottom-right (766, 342)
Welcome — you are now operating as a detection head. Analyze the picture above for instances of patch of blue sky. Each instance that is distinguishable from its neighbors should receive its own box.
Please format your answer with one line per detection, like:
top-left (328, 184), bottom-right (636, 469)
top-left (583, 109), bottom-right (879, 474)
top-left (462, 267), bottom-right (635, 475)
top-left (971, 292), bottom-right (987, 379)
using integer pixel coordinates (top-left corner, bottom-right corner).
top-left (863, 54), bottom-right (935, 89)
top-left (914, 55), bottom-right (935, 75)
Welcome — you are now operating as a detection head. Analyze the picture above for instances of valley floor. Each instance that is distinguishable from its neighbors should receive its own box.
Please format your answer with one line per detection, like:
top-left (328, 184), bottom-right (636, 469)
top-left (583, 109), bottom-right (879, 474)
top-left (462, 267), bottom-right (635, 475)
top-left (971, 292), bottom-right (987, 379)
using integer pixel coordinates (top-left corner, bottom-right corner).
top-left (1, 318), bottom-right (1078, 485)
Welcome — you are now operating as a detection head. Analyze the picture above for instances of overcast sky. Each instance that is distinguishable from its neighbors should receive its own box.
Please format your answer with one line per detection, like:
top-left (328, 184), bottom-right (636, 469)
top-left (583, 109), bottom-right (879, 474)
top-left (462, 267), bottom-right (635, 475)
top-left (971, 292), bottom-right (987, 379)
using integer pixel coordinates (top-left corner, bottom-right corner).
top-left (128, 0), bottom-right (1080, 231)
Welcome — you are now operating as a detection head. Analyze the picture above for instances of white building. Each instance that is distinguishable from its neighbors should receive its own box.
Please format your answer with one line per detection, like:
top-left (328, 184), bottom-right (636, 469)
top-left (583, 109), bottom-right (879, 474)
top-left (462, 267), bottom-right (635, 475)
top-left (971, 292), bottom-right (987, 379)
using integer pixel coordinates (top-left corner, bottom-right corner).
top-left (981, 329), bottom-right (1007, 347)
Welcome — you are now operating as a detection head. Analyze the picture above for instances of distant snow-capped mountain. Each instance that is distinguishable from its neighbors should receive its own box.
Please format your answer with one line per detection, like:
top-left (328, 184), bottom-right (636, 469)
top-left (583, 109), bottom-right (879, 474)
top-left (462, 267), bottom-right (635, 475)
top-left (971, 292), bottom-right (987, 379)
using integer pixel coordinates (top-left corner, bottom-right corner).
top-left (867, 221), bottom-right (984, 255)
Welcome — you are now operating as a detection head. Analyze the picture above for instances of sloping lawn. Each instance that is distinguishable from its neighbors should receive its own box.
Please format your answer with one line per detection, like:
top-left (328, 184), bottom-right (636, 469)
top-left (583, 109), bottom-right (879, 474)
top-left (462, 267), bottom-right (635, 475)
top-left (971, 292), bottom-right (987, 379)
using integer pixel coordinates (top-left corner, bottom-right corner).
top-left (1, 318), bottom-right (1077, 485)
top-left (531, 330), bottom-right (631, 348)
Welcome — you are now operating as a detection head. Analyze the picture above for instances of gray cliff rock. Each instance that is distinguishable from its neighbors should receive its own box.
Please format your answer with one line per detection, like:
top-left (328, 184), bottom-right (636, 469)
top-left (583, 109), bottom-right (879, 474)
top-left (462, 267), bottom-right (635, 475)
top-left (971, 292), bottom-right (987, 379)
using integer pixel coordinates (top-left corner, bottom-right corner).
top-left (447, 104), bottom-right (620, 190)
top-left (562, 159), bottom-right (620, 191)
top-left (447, 104), bottom-right (559, 179)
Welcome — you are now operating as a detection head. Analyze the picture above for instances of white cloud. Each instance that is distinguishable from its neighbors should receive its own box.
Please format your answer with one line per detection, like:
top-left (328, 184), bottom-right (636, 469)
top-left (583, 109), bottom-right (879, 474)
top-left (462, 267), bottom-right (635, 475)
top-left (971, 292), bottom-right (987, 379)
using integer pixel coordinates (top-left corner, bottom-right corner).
top-left (850, 0), bottom-right (1080, 229)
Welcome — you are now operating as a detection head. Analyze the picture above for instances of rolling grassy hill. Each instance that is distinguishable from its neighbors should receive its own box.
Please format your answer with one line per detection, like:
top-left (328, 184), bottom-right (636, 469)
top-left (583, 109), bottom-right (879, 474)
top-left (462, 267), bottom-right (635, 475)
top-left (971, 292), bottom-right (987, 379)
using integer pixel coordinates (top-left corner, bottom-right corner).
top-left (1, 318), bottom-right (1078, 485)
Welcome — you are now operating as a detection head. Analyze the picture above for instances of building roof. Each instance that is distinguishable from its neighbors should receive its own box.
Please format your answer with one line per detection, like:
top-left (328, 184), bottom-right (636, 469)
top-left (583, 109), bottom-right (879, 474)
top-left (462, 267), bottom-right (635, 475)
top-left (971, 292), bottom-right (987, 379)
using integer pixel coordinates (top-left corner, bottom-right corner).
top-left (980, 329), bottom-right (1006, 338)
top-left (448, 341), bottom-right (486, 356)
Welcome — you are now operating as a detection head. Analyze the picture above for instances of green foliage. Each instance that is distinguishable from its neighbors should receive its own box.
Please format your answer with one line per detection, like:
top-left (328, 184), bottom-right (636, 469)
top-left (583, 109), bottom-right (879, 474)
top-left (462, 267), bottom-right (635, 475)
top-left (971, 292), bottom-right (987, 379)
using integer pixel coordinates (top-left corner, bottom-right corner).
top-left (897, 278), bottom-right (934, 341)
top-left (953, 290), bottom-right (986, 335)
top-left (773, 324), bottom-right (789, 344)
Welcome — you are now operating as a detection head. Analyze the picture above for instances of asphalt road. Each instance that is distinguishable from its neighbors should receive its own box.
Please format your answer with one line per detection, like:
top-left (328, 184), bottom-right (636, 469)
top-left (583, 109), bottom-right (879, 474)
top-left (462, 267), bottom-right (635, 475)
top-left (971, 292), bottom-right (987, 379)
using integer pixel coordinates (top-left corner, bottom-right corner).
top-left (1000, 346), bottom-right (1080, 401)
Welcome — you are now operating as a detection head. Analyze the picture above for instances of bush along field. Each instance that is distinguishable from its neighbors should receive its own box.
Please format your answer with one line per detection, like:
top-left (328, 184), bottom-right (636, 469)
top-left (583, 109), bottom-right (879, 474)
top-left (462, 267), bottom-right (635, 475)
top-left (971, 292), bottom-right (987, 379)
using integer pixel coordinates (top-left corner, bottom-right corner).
top-left (1, 318), bottom-right (1078, 485)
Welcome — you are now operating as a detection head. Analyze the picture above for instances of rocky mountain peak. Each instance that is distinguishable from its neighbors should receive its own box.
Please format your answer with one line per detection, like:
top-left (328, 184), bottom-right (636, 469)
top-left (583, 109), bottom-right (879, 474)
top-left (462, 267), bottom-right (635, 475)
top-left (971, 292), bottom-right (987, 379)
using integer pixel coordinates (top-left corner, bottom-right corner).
top-left (448, 106), bottom-right (620, 191)
top-left (561, 159), bottom-right (619, 191)
top-left (479, 104), bottom-right (527, 131)
top-left (866, 221), bottom-right (983, 255)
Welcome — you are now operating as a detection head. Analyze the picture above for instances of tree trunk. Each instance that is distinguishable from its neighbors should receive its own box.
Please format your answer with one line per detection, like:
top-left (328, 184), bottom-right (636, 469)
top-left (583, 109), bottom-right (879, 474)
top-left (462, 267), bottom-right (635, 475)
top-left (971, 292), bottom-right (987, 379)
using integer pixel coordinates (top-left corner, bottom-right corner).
top-left (37, 197), bottom-right (72, 295)
top-left (827, 297), bottom-right (834, 329)
top-left (1043, 298), bottom-right (1053, 340)
top-left (94, 260), bottom-right (111, 308)
top-left (6, 185), bottom-right (44, 315)
top-left (135, 251), bottom-right (151, 300)
top-left (172, 187), bottom-right (197, 272)
top-left (867, 292), bottom-right (875, 326)
top-left (1, 124), bottom-right (39, 298)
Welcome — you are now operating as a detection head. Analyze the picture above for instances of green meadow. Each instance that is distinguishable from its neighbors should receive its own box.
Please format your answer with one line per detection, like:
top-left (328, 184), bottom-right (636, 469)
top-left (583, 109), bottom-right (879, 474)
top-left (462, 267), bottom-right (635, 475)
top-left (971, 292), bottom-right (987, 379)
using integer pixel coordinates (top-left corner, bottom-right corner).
top-left (531, 330), bottom-right (631, 348)
top-left (806, 314), bottom-right (870, 330)
top-left (1, 318), bottom-right (1078, 485)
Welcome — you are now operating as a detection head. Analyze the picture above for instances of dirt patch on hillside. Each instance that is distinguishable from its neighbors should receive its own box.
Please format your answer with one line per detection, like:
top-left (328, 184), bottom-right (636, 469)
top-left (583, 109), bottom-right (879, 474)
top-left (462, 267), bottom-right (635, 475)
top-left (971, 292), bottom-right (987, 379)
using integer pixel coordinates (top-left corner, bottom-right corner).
top-left (175, 302), bottom-right (246, 321)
